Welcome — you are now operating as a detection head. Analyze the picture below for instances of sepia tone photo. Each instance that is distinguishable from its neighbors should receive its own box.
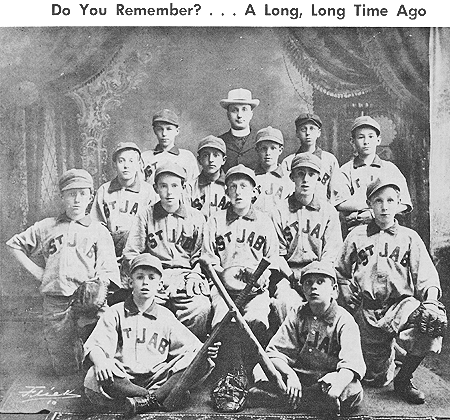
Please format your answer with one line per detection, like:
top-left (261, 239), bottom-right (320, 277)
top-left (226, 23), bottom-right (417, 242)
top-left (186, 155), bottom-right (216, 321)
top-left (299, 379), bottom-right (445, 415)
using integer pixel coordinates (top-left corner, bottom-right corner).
top-left (1, 27), bottom-right (449, 418)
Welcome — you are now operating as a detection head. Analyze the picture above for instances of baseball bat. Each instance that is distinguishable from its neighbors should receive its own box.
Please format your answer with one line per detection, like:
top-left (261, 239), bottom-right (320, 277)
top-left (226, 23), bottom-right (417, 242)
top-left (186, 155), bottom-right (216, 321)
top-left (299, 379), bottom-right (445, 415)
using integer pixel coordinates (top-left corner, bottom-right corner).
top-left (163, 258), bottom-right (271, 411)
top-left (200, 260), bottom-right (287, 395)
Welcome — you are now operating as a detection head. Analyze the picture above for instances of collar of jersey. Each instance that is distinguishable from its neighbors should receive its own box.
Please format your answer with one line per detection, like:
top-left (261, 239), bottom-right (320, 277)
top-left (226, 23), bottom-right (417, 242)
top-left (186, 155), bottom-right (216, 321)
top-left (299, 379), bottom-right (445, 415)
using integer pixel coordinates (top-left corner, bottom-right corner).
top-left (153, 144), bottom-right (180, 155)
top-left (288, 194), bottom-right (321, 212)
top-left (153, 200), bottom-right (187, 220)
top-left (296, 145), bottom-right (323, 159)
top-left (198, 170), bottom-right (226, 186)
top-left (353, 154), bottom-right (383, 169)
top-left (226, 205), bottom-right (257, 224)
top-left (56, 213), bottom-right (92, 227)
top-left (108, 175), bottom-right (141, 193)
top-left (254, 164), bottom-right (284, 178)
top-left (367, 219), bottom-right (398, 237)
top-left (124, 295), bottom-right (158, 318)
top-left (300, 298), bottom-right (338, 326)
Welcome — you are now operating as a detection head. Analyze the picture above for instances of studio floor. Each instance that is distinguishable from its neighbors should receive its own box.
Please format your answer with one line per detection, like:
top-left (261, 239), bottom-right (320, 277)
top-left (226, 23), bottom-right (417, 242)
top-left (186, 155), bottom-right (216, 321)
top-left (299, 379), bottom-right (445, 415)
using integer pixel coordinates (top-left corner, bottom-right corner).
top-left (1, 298), bottom-right (450, 420)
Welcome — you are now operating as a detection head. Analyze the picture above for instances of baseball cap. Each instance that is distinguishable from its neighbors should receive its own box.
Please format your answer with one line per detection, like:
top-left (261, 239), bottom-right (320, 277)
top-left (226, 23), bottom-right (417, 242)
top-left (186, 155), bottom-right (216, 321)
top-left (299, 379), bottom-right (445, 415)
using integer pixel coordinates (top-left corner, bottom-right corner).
top-left (220, 88), bottom-right (260, 109)
top-left (295, 113), bottom-right (323, 129)
top-left (152, 109), bottom-right (179, 127)
top-left (225, 164), bottom-right (257, 187)
top-left (351, 116), bottom-right (380, 136)
top-left (301, 261), bottom-right (337, 284)
top-left (366, 176), bottom-right (401, 200)
top-left (197, 135), bottom-right (227, 155)
top-left (154, 161), bottom-right (186, 182)
top-left (112, 142), bottom-right (142, 162)
top-left (255, 126), bottom-right (284, 146)
top-left (59, 169), bottom-right (93, 192)
top-left (291, 153), bottom-right (321, 173)
top-left (130, 254), bottom-right (163, 276)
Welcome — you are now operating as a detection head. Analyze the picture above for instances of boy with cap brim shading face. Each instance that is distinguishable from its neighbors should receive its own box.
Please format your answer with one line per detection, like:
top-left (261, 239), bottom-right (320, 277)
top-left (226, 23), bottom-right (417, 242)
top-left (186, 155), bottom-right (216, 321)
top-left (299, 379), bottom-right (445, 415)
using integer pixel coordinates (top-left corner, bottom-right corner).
top-left (6, 169), bottom-right (120, 376)
top-left (122, 161), bottom-right (211, 339)
top-left (218, 88), bottom-right (261, 172)
top-left (91, 142), bottom-right (157, 287)
top-left (185, 135), bottom-right (230, 219)
top-left (84, 254), bottom-right (220, 414)
top-left (202, 164), bottom-right (280, 388)
top-left (249, 261), bottom-right (365, 415)
top-left (335, 176), bottom-right (445, 404)
top-left (338, 115), bottom-right (412, 233)
top-left (270, 153), bottom-right (343, 326)
top-left (281, 113), bottom-right (349, 208)
top-left (253, 126), bottom-right (294, 213)
top-left (141, 109), bottom-right (199, 186)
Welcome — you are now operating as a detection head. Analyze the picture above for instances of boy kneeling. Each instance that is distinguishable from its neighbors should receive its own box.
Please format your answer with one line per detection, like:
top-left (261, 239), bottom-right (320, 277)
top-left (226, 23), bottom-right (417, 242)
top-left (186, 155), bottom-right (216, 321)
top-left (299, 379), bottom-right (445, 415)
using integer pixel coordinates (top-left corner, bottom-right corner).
top-left (250, 261), bottom-right (365, 415)
top-left (84, 254), bottom-right (219, 415)
top-left (336, 176), bottom-right (447, 404)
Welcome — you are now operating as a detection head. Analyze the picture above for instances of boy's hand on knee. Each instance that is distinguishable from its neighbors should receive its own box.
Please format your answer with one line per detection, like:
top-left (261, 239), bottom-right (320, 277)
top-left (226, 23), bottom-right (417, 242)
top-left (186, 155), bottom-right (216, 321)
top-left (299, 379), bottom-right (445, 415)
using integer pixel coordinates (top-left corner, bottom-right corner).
top-left (286, 373), bottom-right (302, 408)
top-left (319, 369), bottom-right (354, 400)
top-left (207, 341), bottom-right (221, 360)
top-left (339, 283), bottom-right (362, 309)
top-left (185, 272), bottom-right (210, 297)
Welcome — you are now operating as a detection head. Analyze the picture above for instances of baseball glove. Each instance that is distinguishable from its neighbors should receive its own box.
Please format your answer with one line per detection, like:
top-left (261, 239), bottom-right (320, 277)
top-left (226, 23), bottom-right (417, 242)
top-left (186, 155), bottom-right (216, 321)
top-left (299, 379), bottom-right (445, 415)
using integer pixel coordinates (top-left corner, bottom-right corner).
top-left (70, 277), bottom-right (109, 317)
top-left (211, 365), bottom-right (249, 412)
top-left (221, 266), bottom-right (258, 292)
top-left (409, 300), bottom-right (448, 338)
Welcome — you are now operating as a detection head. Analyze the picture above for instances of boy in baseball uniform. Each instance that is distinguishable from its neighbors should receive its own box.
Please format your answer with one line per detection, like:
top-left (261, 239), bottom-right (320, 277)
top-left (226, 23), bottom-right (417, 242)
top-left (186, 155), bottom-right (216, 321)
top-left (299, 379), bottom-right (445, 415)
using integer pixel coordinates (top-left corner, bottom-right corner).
top-left (122, 162), bottom-right (211, 339)
top-left (141, 109), bottom-right (199, 185)
top-left (84, 254), bottom-right (220, 415)
top-left (271, 153), bottom-right (342, 325)
top-left (6, 169), bottom-right (120, 375)
top-left (336, 176), bottom-right (446, 404)
top-left (250, 261), bottom-right (365, 415)
top-left (218, 88), bottom-right (260, 172)
top-left (91, 142), bottom-right (157, 285)
top-left (202, 164), bottom-right (279, 383)
top-left (185, 135), bottom-right (229, 219)
top-left (338, 116), bottom-right (412, 232)
top-left (281, 113), bottom-right (348, 208)
top-left (253, 126), bottom-right (294, 213)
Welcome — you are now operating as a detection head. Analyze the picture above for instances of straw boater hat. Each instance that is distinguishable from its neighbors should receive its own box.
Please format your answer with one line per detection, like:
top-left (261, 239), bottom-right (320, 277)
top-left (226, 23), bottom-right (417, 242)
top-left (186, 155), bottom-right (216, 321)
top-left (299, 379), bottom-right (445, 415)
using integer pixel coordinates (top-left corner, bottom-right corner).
top-left (220, 88), bottom-right (260, 109)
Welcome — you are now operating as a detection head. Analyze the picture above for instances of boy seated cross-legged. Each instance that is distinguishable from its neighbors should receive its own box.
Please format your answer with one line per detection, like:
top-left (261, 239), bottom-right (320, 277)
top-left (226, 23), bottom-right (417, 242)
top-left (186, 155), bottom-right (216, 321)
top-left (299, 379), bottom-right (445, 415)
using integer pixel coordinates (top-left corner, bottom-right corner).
top-left (84, 254), bottom-right (220, 415)
top-left (249, 261), bottom-right (365, 415)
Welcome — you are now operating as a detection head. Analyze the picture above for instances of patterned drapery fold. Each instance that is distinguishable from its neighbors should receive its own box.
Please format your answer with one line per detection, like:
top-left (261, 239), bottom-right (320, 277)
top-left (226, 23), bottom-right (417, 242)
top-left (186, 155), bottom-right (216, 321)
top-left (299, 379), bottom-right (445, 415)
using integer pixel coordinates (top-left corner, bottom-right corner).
top-left (282, 27), bottom-right (429, 113)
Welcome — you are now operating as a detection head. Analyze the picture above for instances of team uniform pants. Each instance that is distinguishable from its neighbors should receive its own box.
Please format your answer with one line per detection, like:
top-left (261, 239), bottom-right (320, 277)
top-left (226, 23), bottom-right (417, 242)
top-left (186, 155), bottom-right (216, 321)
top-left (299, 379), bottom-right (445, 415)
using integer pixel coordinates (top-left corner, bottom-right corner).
top-left (270, 278), bottom-right (305, 328)
top-left (157, 268), bottom-right (211, 340)
top-left (43, 295), bottom-right (99, 376)
top-left (355, 296), bottom-right (442, 387)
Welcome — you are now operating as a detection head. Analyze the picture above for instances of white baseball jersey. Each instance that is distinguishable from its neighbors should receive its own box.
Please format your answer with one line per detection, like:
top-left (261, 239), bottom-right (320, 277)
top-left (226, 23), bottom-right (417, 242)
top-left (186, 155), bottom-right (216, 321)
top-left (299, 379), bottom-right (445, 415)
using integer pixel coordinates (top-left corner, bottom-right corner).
top-left (340, 155), bottom-right (413, 212)
top-left (267, 299), bottom-right (366, 381)
top-left (282, 147), bottom-right (349, 207)
top-left (91, 176), bottom-right (157, 251)
top-left (84, 297), bottom-right (201, 378)
top-left (335, 221), bottom-right (441, 308)
top-left (123, 201), bottom-right (205, 269)
top-left (142, 146), bottom-right (199, 185)
top-left (202, 206), bottom-right (279, 285)
top-left (6, 214), bottom-right (120, 295)
top-left (271, 194), bottom-right (343, 269)
top-left (185, 171), bottom-right (229, 219)
top-left (253, 165), bottom-right (294, 214)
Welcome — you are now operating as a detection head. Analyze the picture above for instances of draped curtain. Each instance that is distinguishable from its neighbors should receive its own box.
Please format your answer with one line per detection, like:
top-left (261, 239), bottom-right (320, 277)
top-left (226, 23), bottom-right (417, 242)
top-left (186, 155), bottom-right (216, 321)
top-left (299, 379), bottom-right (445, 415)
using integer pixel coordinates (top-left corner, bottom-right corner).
top-left (281, 27), bottom-right (429, 112)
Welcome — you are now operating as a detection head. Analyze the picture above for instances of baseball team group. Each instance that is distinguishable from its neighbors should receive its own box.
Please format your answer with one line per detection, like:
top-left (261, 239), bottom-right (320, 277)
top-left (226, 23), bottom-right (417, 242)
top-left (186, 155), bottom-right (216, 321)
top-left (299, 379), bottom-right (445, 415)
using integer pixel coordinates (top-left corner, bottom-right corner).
top-left (6, 88), bottom-right (447, 415)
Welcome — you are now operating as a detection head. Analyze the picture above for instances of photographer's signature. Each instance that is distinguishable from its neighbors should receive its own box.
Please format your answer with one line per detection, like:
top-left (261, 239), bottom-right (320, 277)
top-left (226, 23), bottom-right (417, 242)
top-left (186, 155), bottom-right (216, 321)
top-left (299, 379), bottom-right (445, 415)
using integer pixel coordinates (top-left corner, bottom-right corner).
top-left (18, 386), bottom-right (81, 403)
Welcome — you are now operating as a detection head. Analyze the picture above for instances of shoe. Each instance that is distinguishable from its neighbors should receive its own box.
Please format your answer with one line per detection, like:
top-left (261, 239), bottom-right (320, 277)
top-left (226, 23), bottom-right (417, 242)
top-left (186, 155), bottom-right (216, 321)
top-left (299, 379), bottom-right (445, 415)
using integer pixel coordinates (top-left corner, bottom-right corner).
top-left (394, 378), bottom-right (425, 404)
top-left (124, 392), bottom-right (163, 415)
top-left (247, 385), bottom-right (281, 408)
